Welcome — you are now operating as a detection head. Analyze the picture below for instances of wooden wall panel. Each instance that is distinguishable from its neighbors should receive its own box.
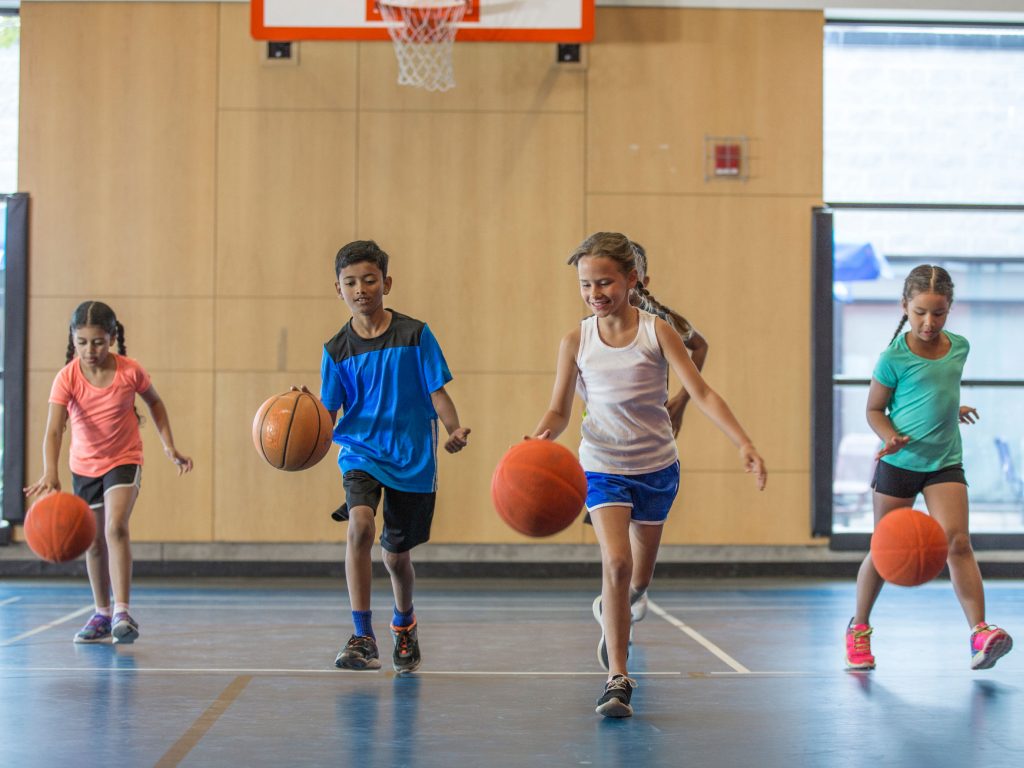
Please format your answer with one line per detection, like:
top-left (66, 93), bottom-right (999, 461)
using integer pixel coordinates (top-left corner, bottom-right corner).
top-left (360, 40), bottom-right (585, 113)
top-left (216, 110), bottom-right (358, 297)
top-left (214, 298), bottom-right (342, 373)
top-left (218, 4), bottom-right (358, 111)
top-left (19, 2), bottom-right (218, 297)
top-left (19, 3), bottom-right (823, 548)
top-left (128, 373), bottom-right (214, 541)
top-left (28, 298), bottom-right (215, 373)
top-left (357, 110), bottom-right (587, 373)
top-left (213, 372), bottom-right (341, 541)
top-left (587, 8), bottom-right (822, 196)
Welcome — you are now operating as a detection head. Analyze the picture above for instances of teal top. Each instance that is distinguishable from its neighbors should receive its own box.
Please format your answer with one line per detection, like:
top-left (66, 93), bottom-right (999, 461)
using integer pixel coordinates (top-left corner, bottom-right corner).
top-left (872, 330), bottom-right (968, 473)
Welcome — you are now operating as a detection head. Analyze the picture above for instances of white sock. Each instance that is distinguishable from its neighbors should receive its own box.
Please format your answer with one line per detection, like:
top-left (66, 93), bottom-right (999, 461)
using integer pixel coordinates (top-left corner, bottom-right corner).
top-left (114, 603), bottom-right (130, 616)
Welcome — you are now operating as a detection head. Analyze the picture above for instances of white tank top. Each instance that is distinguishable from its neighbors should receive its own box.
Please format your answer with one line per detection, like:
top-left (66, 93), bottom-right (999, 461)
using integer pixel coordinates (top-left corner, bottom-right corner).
top-left (575, 309), bottom-right (678, 474)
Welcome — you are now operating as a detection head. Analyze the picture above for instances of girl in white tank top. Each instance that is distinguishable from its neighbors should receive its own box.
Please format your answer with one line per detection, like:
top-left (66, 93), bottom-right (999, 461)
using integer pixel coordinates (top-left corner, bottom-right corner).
top-left (529, 232), bottom-right (767, 719)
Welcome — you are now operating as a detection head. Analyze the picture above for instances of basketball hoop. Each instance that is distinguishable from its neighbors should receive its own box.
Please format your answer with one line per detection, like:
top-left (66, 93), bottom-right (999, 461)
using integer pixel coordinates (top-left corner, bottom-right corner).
top-left (377, 0), bottom-right (470, 92)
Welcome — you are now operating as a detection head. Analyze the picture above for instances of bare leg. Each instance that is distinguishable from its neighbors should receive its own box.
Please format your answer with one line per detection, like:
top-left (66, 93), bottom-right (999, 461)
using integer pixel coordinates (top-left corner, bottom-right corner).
top-left (924, 482), bottom-right (984, 627)
top-left (103, 485), bottom-right (138, 607)
top-left (853, 492), bottom-right (914, 625)
top-left (382, 549), bottom-right (415, 616)
top-left (590, 506), bottom-right (633, 677)
top-left (345, 506), bottom-right (376, 613)
top-left (629, 522), bottom-right (665, 596)
top-left (84, 506), bottom-right (110, 610)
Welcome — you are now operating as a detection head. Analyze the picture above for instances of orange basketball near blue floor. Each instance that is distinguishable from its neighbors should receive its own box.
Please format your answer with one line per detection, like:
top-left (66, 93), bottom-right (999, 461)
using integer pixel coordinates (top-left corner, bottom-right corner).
top-left (870, 507), bottom-right (948, 587)
top-left (491, 440), bottom-right (588, 537)
top-left (24, 492), bottom-right (96, 563)
top-left (252, 390), bottom-right (335, 471)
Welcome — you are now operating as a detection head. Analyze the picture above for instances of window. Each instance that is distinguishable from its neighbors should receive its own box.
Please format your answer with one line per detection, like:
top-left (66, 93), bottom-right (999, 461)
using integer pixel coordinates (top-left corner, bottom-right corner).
top-left (817, 22), bottom-right (1024, 544)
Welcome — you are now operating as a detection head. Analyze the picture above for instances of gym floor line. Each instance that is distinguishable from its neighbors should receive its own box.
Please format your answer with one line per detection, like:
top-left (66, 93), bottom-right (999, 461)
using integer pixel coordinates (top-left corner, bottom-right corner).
top-left (2, 578), bottom-right (1023, 767)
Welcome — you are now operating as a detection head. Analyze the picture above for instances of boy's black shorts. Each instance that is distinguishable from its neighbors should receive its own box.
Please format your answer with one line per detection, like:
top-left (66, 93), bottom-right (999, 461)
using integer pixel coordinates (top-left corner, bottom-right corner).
top-left (72, 464), bottom-right (142, 509)
top-left (332, 470), bottom-right (436, 554)
top-left (871, 460), bottom-right (966, 499)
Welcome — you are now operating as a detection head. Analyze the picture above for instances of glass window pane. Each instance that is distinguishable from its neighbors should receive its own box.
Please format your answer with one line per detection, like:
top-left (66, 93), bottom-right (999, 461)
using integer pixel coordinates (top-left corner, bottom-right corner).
top-left (825, 25), bottom-right (1024, 204)
top-left (833, 209), bottom-right (1024, 380)
top-left (835, 385), bottom-right (1024, 533)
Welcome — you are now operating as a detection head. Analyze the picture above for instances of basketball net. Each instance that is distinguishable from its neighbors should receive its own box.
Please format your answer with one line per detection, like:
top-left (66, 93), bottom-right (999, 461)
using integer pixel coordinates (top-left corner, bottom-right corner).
top-left (377, 0), bottom-right (470, 92)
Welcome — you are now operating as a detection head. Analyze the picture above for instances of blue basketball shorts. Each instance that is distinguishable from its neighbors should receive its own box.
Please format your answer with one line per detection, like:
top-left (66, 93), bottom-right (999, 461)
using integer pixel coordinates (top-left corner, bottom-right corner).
top-left (584, 461), bottom-right (680, 525)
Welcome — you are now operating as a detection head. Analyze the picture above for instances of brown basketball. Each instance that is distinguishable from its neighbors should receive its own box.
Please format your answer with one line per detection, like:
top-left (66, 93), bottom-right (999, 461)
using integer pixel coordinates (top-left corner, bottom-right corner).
top-left (24, 492), bottom-right (96, 563)
top-left (252, 390), bottom-right (335, 471)
top-left (491, 440), bottom-right (587, 537)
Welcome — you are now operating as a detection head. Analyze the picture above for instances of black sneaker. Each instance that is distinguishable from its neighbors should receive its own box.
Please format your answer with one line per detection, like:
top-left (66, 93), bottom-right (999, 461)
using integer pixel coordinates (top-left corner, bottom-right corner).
top-left (595, 674), bottom-right (637, 718)
top-left (390, 621), bottom-right (422, 674)
top-left (334, 634), bottom-right (382, 670)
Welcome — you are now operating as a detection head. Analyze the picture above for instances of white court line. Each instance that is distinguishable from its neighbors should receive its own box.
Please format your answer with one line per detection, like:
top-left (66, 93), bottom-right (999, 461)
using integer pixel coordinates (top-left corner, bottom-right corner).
top-left (0, 605), bottom-right (93, 646)
top-left (648, 599), bottom-right (751, 674)
top-left (0, 597), bottom-right (21, 607)
top-left (0, 666), bottom-right (682, 677)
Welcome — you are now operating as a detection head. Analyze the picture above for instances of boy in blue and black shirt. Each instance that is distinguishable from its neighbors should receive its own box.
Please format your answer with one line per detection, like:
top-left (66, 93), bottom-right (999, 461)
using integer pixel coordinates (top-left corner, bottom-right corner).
top-left (321, 240), bottom-right (471, 673)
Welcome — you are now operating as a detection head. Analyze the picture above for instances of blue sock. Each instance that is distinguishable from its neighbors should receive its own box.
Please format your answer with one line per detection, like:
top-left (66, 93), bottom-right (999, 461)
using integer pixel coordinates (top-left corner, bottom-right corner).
top-left (353, 610), bottom-right (374, 639)
top-left (392, 604), bottom-right (415, 628)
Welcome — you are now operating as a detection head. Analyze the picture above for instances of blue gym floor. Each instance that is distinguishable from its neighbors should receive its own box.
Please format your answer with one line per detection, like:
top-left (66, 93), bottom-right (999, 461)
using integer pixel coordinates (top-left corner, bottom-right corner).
top-left (2, 577), bottom-right (1023, 767)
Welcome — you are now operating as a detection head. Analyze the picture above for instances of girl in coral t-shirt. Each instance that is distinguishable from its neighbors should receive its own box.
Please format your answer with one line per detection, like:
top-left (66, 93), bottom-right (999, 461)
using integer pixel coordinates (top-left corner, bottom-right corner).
top-left (24, 301), bottom-right (193, 645)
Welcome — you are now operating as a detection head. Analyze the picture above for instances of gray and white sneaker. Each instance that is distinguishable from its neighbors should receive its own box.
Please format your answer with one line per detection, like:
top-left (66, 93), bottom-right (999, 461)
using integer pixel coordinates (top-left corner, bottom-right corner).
top-left (595, 674), bottom-right (638, 718)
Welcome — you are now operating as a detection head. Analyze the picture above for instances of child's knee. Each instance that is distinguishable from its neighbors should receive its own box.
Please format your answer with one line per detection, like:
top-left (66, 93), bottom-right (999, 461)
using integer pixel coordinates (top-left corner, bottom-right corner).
top-left (603, 554), bottom-right (632, 585)
top-left (948, 531), bottom-right (973, 558)
top-left (346, 517), bottom-right (376, 550)
top-left (382, 549), bottom-right (410, 573)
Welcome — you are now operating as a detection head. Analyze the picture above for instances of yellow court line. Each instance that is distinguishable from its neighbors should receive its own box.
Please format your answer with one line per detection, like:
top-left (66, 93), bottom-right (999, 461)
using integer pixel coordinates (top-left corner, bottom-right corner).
top-left (155, 675), bottom-right (253, 768)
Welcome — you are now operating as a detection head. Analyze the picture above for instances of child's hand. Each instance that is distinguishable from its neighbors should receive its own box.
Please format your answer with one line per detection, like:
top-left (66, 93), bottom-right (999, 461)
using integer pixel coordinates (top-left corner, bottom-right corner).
top-left (289, 385), bottom-right (312, 394)
top-left (444, 427), bottom-right (471, 454)
top-left (959, 406), bottom-right (979, 425)
top-left (740, 444), bottom-right (767, 491)
top-left (23, 474), bottom-right (60, 498)
top-left (524, 430), bottom-right (552, 441)
top-left (876, 434), bottom-right (910, 459)
top-left (165, 447), bottom-right (194, 475)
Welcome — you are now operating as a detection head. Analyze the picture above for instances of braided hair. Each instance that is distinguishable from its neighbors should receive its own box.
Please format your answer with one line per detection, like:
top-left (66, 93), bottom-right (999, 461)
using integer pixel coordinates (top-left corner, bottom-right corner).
top-left (629, 242), bottom-right (694, 341)
top-left (66, 301), bottom-right (140, 421)
top-left (890, 265), bottom-right (955, 344)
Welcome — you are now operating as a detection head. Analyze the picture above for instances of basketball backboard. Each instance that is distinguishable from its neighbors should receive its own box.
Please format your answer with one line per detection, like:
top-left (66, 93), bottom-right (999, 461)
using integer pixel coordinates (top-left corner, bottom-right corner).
top-left (251, 0), bottom-right (595, 43)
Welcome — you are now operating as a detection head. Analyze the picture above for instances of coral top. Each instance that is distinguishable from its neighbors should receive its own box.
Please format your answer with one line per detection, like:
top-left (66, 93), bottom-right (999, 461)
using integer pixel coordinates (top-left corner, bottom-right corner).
top-left (48, 355), bottom-right (152, 478)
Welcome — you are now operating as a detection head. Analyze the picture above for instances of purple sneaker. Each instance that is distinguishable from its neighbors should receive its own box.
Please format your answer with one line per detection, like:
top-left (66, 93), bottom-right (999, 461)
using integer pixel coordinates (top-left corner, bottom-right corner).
top-left (74, 613), bottom-right (112, 644)
top-left (112, 612), bottom-right (140, 644)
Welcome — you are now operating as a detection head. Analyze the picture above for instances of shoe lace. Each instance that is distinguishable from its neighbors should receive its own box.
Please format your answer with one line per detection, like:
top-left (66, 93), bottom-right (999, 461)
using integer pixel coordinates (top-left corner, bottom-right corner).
top-left (394, 625), bottom-right (415, 655)
top-left (850, 626), bottom-right (872, 653)
top-left (606, 675), bottom-right (637, 693)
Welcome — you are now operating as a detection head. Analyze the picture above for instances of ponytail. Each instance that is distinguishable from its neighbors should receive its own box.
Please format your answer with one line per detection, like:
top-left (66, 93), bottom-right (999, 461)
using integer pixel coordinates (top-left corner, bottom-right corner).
top-left (632, 283), bottom-right (694, 341)
top-left (890, 314), bottom-right (908, 345)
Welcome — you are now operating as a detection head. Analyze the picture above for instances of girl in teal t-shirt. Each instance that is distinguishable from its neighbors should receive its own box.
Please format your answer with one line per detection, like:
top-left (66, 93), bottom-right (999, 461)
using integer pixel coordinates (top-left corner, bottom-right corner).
top-left (845, 265), bottom-right (1012, 673)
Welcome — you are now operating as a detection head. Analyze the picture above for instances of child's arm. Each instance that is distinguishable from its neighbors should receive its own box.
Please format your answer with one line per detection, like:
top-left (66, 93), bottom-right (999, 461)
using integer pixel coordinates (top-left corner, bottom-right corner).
top-left (666, 329), bottom-right (709, 436)
top-left (430, 386), bottom-right (471, 454)
top-left (23, 403), bottom-right (69, 497)
top-left (530, 328), bottom-right (581, 441)
top-left (655, 319), bottom-right (766, 490)
top-left (866, 379), bottom-right (910, 458)
top-left (140, 386), bottom-right (194, 474)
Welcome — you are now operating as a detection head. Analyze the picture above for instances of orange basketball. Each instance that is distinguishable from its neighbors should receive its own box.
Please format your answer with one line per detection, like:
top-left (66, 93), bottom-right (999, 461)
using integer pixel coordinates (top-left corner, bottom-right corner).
top-left (870, 507), bottom-right (948, 587)
top-left (491, 440), bottom-right (588, 537)
top-left (24, 492), bottom-right (96, 563)
top-left (252, 390), bottom-right (335, 471)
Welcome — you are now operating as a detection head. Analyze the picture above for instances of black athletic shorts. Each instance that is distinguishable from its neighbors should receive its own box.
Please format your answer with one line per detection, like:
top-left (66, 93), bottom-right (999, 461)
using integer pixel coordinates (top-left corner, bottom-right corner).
top-left (871, 460), bottom-right (966, 499)
top-left (332, 470), bottom-right (436, 554)
top-left (72, 464), bottom-right (142, 509)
